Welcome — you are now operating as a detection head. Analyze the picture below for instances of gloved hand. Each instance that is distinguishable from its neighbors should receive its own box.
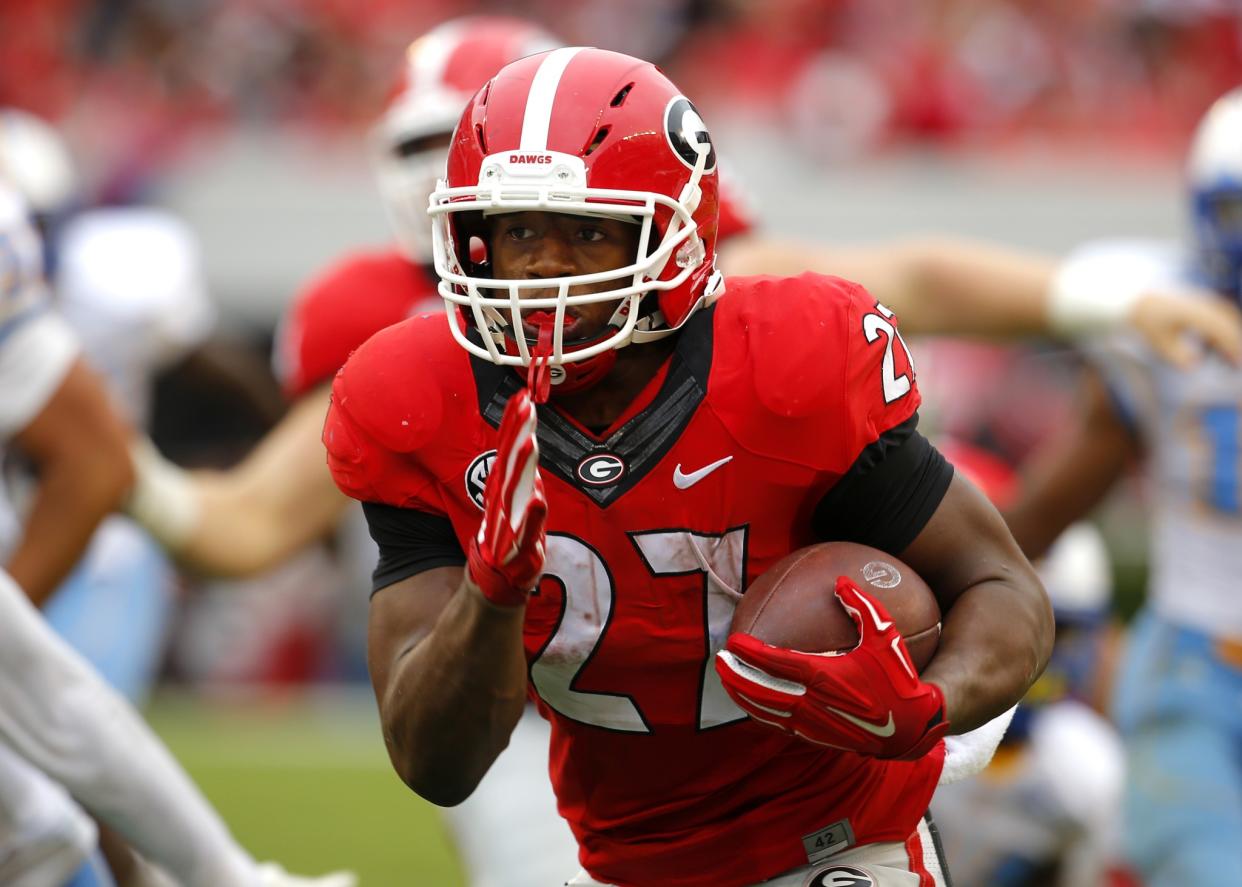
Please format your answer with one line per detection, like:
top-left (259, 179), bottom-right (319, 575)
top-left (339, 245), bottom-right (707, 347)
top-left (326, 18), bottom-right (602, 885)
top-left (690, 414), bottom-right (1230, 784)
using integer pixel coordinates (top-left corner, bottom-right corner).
top-left (467, 387), bottom-right (547, 607)
top-left (715, 576), bottom-right (949, 759)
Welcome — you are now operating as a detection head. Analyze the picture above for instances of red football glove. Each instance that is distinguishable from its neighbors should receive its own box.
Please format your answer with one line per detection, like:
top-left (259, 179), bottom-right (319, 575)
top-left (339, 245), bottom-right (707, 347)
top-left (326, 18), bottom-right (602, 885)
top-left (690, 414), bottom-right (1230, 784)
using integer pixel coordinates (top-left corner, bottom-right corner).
top-left (467, 388), bottom-right (548, 607)
top-left (715, 576), bottom-right (949, 759)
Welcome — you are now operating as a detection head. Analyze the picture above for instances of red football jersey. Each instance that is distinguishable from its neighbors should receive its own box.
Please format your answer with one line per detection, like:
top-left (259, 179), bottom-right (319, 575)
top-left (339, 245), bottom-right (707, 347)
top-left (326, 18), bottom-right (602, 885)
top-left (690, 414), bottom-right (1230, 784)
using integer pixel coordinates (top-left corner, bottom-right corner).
top-left (272, 249), bottom-right (441, 400)
top-left (324, 273), bottom-right (944, 886)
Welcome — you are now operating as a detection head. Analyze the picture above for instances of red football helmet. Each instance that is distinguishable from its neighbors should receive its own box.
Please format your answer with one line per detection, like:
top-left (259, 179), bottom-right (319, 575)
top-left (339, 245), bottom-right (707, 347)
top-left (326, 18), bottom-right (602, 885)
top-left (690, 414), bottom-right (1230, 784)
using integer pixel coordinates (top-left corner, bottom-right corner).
top-left (372, 16), bottom-right (560, 264)
top-left (429, 47), bottom-right (723, 389)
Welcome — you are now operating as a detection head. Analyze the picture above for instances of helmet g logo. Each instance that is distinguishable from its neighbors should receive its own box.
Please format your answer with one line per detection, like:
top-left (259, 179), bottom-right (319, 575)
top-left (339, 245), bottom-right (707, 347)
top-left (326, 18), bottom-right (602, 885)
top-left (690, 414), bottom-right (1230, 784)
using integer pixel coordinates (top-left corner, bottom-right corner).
top-left (665, 97), bottom-right (716, 173)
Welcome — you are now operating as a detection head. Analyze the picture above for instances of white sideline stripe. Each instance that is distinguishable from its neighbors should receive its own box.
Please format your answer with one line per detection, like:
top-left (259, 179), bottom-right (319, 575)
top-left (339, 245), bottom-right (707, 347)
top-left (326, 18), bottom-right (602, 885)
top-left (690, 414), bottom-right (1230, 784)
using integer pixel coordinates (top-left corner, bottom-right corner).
top-left (520, 47), bottom-right (585, 149)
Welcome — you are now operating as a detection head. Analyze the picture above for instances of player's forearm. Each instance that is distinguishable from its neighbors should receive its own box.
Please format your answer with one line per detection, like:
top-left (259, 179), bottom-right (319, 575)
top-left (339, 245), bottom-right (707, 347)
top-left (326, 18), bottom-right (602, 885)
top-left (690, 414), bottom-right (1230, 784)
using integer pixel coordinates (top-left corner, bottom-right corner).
top-left (883, 239), bottom-right (1054, 338)
top-left (921, 577), bottom-right (1054, 734)
top-left (126, 435), bottom-right (347, 577)
top-left (179, 474), bottom-right (341, 576)
top-left (8, 450), bottom-right (132, 606)
top-left (379, 582), bottom-right (528, 806)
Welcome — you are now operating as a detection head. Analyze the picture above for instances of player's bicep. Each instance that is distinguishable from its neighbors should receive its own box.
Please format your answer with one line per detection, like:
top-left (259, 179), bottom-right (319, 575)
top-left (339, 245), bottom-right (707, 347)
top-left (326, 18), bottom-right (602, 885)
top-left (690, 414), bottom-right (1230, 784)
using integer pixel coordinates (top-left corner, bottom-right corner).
top-left (368, 566), bottom-right (463, 705)
top-left (898, 471), bottom-right (1036, 613)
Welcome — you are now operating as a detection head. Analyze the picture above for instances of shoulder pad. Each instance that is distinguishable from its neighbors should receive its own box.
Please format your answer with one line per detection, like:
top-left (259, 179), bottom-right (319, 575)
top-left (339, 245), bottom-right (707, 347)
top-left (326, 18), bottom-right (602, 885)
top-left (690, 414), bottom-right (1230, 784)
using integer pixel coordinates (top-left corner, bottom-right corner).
top-left (325, 315), bottom-right (473, 506)
top-left (329, 316), bottom-right (456, 454)
top-left (275, 249), bottom-right (438, 399)
top-left (718, 272), bottom-right (862, 418)
top-left (713, 273), bottom-right (920, 471)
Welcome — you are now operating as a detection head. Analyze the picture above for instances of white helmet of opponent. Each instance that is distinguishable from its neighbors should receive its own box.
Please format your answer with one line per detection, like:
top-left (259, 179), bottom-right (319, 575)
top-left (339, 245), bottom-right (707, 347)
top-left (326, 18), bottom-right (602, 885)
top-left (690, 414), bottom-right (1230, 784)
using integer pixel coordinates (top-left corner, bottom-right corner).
top-left (0, 109), bottom-right (77, 217)
top-left (370, 16), bottom-right (560, 265)
top-left (1187, 86), bottom-right (1242, 299)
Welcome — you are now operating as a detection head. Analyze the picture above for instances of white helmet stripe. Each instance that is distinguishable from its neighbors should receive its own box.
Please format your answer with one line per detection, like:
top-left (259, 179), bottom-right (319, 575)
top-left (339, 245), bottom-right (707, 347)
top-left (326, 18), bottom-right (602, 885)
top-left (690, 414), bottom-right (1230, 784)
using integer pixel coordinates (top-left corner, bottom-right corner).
top-left (410, 21), bottom-right (466, 91)
top-left (519, 47), bottom-right (586, 150)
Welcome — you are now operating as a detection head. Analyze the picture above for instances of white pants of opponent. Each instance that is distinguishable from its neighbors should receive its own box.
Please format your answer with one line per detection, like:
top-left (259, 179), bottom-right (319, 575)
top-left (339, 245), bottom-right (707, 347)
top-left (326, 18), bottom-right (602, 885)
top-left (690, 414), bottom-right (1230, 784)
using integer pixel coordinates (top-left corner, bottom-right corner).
top-left (0, 567), bottom-right (261, 886)
top-left (566, 816), bottom-right (951, 886)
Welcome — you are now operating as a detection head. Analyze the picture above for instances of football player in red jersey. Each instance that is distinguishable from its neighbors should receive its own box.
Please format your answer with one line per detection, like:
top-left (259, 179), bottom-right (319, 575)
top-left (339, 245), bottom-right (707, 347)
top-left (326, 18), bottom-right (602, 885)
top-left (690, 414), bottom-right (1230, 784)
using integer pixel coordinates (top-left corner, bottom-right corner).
top-left (123, 15), bottom-right (1239, 887)
top-left (322, 47), bottom-right (1053, 886)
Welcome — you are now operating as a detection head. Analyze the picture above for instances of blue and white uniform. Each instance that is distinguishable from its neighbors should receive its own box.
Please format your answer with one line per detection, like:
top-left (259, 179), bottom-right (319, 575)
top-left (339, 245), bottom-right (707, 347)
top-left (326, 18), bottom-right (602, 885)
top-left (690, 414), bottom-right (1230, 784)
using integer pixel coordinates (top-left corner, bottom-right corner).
top-left (1077, 237), bottom-right (1242, 887)
top-left (0, 182), bottom-right (107, 886)
top-left (0, 186), bottom-right (78, 445)
top-left (37, 207), bottom-right (215, 705)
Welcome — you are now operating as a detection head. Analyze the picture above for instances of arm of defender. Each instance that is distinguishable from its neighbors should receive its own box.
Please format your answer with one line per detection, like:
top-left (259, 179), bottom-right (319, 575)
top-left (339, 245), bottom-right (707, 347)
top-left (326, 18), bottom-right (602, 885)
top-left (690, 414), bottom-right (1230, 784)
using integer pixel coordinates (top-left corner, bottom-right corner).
top-left (126, 385), bottom-right (352, 577)
top-left (898, 471), bottom-right (1055, 734)
top-left (720, 236), bottom-right (1053, 338)
top-left (9, 357), bottom-right (134, 606)
top-left (368, 565), bottom-right (529, 806)
top-left (720, 234), bottom-right (1242, 364)
top-left (1002, 368), bottom-right (1138, 560)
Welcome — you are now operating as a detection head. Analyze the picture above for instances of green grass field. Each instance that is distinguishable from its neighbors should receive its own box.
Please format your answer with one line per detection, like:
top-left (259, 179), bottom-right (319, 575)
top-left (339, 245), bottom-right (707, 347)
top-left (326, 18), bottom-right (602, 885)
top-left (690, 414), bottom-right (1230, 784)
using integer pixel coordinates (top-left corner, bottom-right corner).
top-left (146, 689), bottom-right (466, 886)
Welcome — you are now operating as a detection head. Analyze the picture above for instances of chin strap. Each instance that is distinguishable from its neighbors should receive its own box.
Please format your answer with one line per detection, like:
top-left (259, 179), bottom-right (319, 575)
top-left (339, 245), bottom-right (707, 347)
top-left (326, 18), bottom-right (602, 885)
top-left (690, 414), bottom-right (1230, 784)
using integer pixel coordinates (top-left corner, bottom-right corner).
top-left (527, 324), bottom-right (553, 404)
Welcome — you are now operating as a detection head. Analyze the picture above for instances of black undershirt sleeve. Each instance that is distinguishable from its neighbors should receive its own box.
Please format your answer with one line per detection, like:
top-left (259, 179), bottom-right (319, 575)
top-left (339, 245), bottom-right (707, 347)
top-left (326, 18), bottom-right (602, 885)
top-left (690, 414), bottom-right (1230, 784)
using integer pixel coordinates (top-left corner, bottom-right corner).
top-left (361, 501), bottom-right (466, 596)
top-left (811, 413), bottom-right (954, 554)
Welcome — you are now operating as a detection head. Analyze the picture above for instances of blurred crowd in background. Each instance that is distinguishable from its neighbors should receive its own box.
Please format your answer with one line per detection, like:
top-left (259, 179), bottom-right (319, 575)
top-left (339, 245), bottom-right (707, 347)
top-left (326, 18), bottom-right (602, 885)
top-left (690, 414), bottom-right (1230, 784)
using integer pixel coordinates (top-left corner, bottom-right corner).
top-left (0, 0), bottom-right (1237, 692)
top-left (4, 0), bottom-right (1242, 205)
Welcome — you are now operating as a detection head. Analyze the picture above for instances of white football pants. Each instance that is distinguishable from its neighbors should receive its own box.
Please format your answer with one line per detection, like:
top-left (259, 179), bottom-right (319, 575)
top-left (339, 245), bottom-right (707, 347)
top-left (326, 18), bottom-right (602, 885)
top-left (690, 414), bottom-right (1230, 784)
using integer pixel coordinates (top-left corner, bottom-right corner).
top-left (442, 705), bottom-right (580, 887)
top-left (0, 567), bottom-right (258, 886)
top-left (566, 816), bottom-right (951, 886)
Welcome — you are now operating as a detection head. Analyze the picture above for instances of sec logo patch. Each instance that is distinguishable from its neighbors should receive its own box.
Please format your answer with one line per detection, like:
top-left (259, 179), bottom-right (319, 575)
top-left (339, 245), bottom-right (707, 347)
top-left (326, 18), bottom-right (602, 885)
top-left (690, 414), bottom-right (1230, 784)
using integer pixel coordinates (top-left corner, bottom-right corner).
top-left (803, 865), bottom-right (876, 887)
top-left (465, 450), bottom-right (497, 509)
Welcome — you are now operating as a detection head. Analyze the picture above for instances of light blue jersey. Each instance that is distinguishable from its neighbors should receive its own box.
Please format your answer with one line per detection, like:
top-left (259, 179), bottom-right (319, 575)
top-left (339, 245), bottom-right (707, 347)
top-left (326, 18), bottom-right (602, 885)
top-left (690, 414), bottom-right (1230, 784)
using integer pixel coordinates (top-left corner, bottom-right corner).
top-left (1082, 239), bottom-right (1242, 638)
top-left (0, 186), bottom-right (77, 445)
top-left (0, 185), bottom-right (47, 334)
top-left (1078, 238), bottom-right (1242, 886)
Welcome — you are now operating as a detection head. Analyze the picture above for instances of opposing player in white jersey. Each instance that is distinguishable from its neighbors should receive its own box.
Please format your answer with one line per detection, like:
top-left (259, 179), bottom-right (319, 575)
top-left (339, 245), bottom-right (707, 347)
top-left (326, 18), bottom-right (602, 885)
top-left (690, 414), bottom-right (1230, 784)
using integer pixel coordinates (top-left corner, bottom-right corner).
top-left (0, 162), bottom-right (354, 886)
top-left (2, 108), bottom-right (218, 710)
top-left (1004, 86), bottom-right (1242, 887)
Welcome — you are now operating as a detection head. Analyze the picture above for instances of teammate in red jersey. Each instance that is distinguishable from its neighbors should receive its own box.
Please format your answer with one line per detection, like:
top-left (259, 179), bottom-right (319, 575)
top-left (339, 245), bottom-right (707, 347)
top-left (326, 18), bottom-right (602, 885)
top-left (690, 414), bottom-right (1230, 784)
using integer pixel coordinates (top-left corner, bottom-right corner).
top-left (323, 47), bottom-right (1052, 886)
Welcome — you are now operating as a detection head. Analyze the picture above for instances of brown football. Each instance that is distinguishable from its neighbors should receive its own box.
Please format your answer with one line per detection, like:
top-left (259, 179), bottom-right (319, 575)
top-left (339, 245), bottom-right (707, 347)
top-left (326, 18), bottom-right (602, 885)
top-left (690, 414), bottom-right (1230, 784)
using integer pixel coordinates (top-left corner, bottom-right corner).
top-left (731, 541), bottom-right (942, 671)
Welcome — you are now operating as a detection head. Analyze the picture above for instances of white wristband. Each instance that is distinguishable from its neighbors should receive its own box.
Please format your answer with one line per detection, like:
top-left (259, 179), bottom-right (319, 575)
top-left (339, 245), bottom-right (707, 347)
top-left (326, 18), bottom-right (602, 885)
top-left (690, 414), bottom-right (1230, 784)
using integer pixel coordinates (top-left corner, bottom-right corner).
top-left (124, 437), bottom-right (201, 551)
top-left (1046, 258), bottom-right (1145, 336)
top-left (939, 705), bottom-right (1017, 785)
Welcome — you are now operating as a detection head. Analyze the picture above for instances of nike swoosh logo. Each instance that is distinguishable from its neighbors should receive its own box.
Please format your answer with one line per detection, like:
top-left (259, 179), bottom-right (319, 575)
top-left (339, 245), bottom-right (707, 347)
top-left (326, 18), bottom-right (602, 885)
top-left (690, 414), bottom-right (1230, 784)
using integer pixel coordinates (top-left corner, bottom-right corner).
top-left (673, 456), bottom-right (733, 490)
top-left (822, 706), bottom-right (896, 738)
